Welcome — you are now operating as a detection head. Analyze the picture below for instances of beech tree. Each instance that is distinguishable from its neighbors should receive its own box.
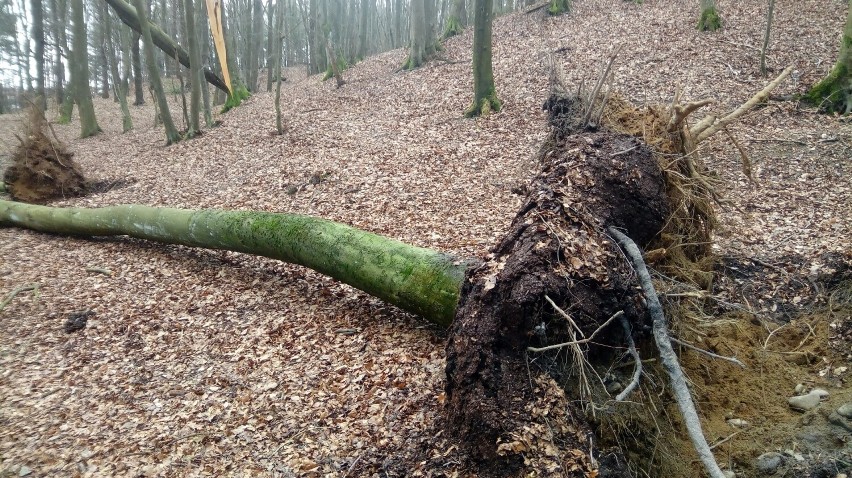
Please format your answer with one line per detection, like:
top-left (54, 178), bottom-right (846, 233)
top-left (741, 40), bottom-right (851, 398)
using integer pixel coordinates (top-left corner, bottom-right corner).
top-left (807, 2), bottom-right (852, 114)
top-left (403, 0), bottom-right (436, 69)
top-left (464, 0), bottom-right (500, 117)
top-left (443, 0), bottom-right (466, 39)
top-left (697, 0), bottom-right (722, 31)
top-left (70, 0), bottom-right (100, 137)
top-left (31, 0), bottom-right (45, 111)
top-left (183, 0), bottom-right (202, 137)
top-left (102, 2), bottom-right (132, 132)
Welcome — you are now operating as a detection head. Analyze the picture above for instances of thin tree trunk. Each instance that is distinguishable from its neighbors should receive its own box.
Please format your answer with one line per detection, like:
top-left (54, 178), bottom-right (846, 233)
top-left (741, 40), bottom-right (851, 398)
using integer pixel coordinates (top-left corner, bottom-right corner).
top-left (184, 0), bottom-right (202, 136)
top-left (133, 0), bottom-right (180, 144)
top-left (131, 32), bottom-right (146, 105)
top-left (266, 0), bottom-right (274, 91)
top-left (103, 3), bottom-right (133, 132)
top-left (274, 0), bottom-right (285, 134)
top-left (31, 0), bottom-right (46, 110)
top-left (51, 0), bottom-right (65, 108)
top-left (70, 0), bottom-right (101, 137)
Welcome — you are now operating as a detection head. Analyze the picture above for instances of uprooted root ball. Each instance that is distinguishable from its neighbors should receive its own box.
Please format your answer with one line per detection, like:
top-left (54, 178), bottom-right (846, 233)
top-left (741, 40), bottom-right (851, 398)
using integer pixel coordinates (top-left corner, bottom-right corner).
top-left (3, 106), bottom-right (87, 203)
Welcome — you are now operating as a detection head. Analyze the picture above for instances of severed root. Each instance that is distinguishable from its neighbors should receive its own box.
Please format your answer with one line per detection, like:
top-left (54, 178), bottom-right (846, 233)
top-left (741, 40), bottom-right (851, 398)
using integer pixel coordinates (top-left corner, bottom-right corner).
top-left (608, 227), bottom-right (727, 478)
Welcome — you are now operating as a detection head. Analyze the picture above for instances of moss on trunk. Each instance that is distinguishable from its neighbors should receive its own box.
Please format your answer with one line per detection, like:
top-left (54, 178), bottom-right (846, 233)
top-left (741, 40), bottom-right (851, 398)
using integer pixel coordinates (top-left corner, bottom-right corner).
top-left (806, 4), bottom-right (852, 114)
top-left (0, 200), bottom-right (469, 326)
top-left (697, 5), bottom-right (722, 31)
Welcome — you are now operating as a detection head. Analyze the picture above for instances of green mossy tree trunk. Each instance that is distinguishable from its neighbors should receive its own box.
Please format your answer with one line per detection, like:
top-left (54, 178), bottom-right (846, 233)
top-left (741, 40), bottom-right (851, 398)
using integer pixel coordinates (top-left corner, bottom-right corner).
top-left (70, 0), bottom-right (101, 138)
top-left (697, 0), bottom-right (722, 31)
top-left (464, 0), bottom-right (500, 117)
top-left (405, 0), bottom-right (428, 69)
top-left (548, 0), bottom-right (570, 15)
top-left (443, 0), bottom-right (466, 39)
top-left (0, 200), bottom-right (468, 327)
top-left (806, 2), bottom-right (852, 114)
top-left (134, 0), bottom-right (181, 144)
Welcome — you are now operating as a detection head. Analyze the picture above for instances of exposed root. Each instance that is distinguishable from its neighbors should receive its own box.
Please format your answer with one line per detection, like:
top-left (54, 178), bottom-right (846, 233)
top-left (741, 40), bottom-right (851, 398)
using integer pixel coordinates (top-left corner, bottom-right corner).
top-left (608, 227), bottom-right (726, 478)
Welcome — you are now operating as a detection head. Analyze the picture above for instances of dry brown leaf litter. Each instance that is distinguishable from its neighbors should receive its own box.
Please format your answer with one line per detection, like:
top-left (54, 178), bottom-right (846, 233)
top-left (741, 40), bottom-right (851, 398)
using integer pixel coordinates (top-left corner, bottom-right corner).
top-left (1, 0), bottom-right (850, 476)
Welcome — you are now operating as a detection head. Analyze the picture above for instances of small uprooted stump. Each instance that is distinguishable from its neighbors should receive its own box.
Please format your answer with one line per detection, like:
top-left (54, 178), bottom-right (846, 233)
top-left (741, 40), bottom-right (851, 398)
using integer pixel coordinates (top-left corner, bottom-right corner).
top-left (2, 106), bottom-right (86, 203)
top-left (445, 130), bottom-right (669, 476)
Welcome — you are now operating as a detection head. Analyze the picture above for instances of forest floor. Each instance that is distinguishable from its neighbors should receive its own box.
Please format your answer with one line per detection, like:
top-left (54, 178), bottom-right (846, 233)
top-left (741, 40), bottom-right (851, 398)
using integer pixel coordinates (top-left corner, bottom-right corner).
top-left (1, 0), bottom-right (851, 476)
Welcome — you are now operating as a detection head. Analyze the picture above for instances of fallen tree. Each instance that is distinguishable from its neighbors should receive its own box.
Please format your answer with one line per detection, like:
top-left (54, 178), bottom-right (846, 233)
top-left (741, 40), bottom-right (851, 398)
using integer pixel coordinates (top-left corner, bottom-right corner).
top-left (103, 0), bottom-right (230, 95)
top-left (0, 67), bottom-right (793, 476)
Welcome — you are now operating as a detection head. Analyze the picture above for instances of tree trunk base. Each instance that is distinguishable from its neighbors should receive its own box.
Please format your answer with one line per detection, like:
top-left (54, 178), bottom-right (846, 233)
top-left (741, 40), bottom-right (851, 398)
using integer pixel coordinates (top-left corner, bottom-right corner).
top-left (697, 7), bottom-right (722, 31)
top-left (446, 131), bottom-right (669, 476)
top-left (464, 94), bottom-right (502, 117)
top-left (806, 63), bottom-right (851, 114)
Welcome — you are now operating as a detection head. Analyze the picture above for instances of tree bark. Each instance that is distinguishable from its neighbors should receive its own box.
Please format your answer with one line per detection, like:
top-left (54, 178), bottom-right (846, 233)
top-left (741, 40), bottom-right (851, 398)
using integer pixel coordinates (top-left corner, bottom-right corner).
top-left (133, 0), bottom-right (180, 144)
top-left (103, 3), bottom-right (133, 132)
top-left (0, 201), bottom-right (467, 327)
top-left (31, 0), bottom-right (46, 111)
top-left (184, 0), bottom-right (203, 136)
top-left (404, 0), bottom-right (427, 69)
top-left (70, 0), bottom-right (101, 137)
top-left (131, 32), bottom-right (146, 105)
top-left (51, 0), bottom-right (66, 108)
top-left (465, 0), bottom-right (500, 117)
top-left (104, 0), bottom-right (230, 94)
top-left (697, 0), bottom-right (722, 31)
top-left (443, 0), bottom-right (466, 39)
top-left (806, 2), bottom-right (852, 114)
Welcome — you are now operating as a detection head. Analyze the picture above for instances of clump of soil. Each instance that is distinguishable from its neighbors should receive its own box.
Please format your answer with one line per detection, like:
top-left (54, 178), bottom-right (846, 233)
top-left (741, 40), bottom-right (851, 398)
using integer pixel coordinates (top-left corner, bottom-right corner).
top-left (2, 105), bottom-right (87, 203)
top-left (445, 130), bottom-right (670, 475)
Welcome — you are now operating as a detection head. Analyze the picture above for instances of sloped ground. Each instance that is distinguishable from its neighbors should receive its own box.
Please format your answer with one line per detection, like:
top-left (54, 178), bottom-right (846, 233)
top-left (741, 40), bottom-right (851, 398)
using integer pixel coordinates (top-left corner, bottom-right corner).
top-left (1, 0), bottom-right (850, 476)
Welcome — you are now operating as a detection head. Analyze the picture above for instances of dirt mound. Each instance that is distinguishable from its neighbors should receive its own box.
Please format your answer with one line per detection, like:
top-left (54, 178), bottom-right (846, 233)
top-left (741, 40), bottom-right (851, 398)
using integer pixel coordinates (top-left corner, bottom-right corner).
top-left (2, 106), bottom-right (87, 203)
top-left (445, 131), bottom-right (669, 475)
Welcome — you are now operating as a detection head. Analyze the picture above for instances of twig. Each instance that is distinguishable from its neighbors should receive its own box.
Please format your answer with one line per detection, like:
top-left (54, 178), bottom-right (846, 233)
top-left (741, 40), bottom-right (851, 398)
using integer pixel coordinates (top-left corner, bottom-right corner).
top-left (615, 315), bottom-right (642, 401)
top-left (611, 146), bottom-right (638, 157)
top-left (527, 306), bottom-right (624, 353)
top-left (744, 137), bottom-right (807, 146)
top-left (722, 127), bottom-right (757, 185)
top-left (608, 227), bottom-right (726, 478)
top-left (670, 337), bottom-right (745, 368)
top-left (0, 284), bottom-right (40, 312)
top-left (710, 430), bottom-right (741, 450)
top-left (582, 45), bottom-right (623, 127)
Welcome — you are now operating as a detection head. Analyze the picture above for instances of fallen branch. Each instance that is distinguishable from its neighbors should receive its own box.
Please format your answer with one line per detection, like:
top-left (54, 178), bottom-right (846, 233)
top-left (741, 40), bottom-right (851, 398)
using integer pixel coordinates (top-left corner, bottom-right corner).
top-left (615, 315), bottom-right (642, 401)
top-left (582, 45), bottom-right (623, 127)
top-left (608, 227), bottom-right (726, 478)
top-left (667, 98), bottom-right (714, 132)
top-left (0, 283), bottom-right (40, 312)
top-left (692, 66), bottom-right (793, 144)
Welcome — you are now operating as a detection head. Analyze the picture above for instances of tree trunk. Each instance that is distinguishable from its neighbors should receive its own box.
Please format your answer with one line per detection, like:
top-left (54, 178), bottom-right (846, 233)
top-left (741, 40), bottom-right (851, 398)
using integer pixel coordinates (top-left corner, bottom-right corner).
top-left (98, 3), bottom-right (111, 99)
top-left (31, 0), bottom-right (46, 111)
top-left (104, 0), bottom-right (230, 94)
top-left (806, 2), bottom-right (852, 114)
top-left (464, 0), bottom-right (500, 117)
top-left (697, 0), bottom-right (722, 31)
top-left (134, 0), bottom-right (181, 144)
top-left (759, 0), bottom-right (775, 75)
top-left (443, 0), bottom-right (466, 39)
top-left (70, 0), bottom-right (101, 137)
top-left (0, 201), bottom-right (466, 327)
top-left (51, 0), bottom-right (66, 108)
top-left (184, 0), bottom-right (202, 136)
top-left (266, 0), bottom-right (274, 91)
top-left (103, 3), bottom-right (133, 132)
top-left (357, 0), bottom-right (373, 59)
top-left (405, 0), bottom-right (427, 69)
top-left (131, 32), bottom-right (146, 105)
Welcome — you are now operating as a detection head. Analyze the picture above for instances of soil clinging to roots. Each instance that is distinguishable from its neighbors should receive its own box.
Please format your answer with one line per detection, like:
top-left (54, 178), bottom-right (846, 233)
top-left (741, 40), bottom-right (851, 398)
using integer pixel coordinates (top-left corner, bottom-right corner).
top-left (2, 107), bottom-right (86, 203)
top-left (445, 130), bottom-right (670, 476)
